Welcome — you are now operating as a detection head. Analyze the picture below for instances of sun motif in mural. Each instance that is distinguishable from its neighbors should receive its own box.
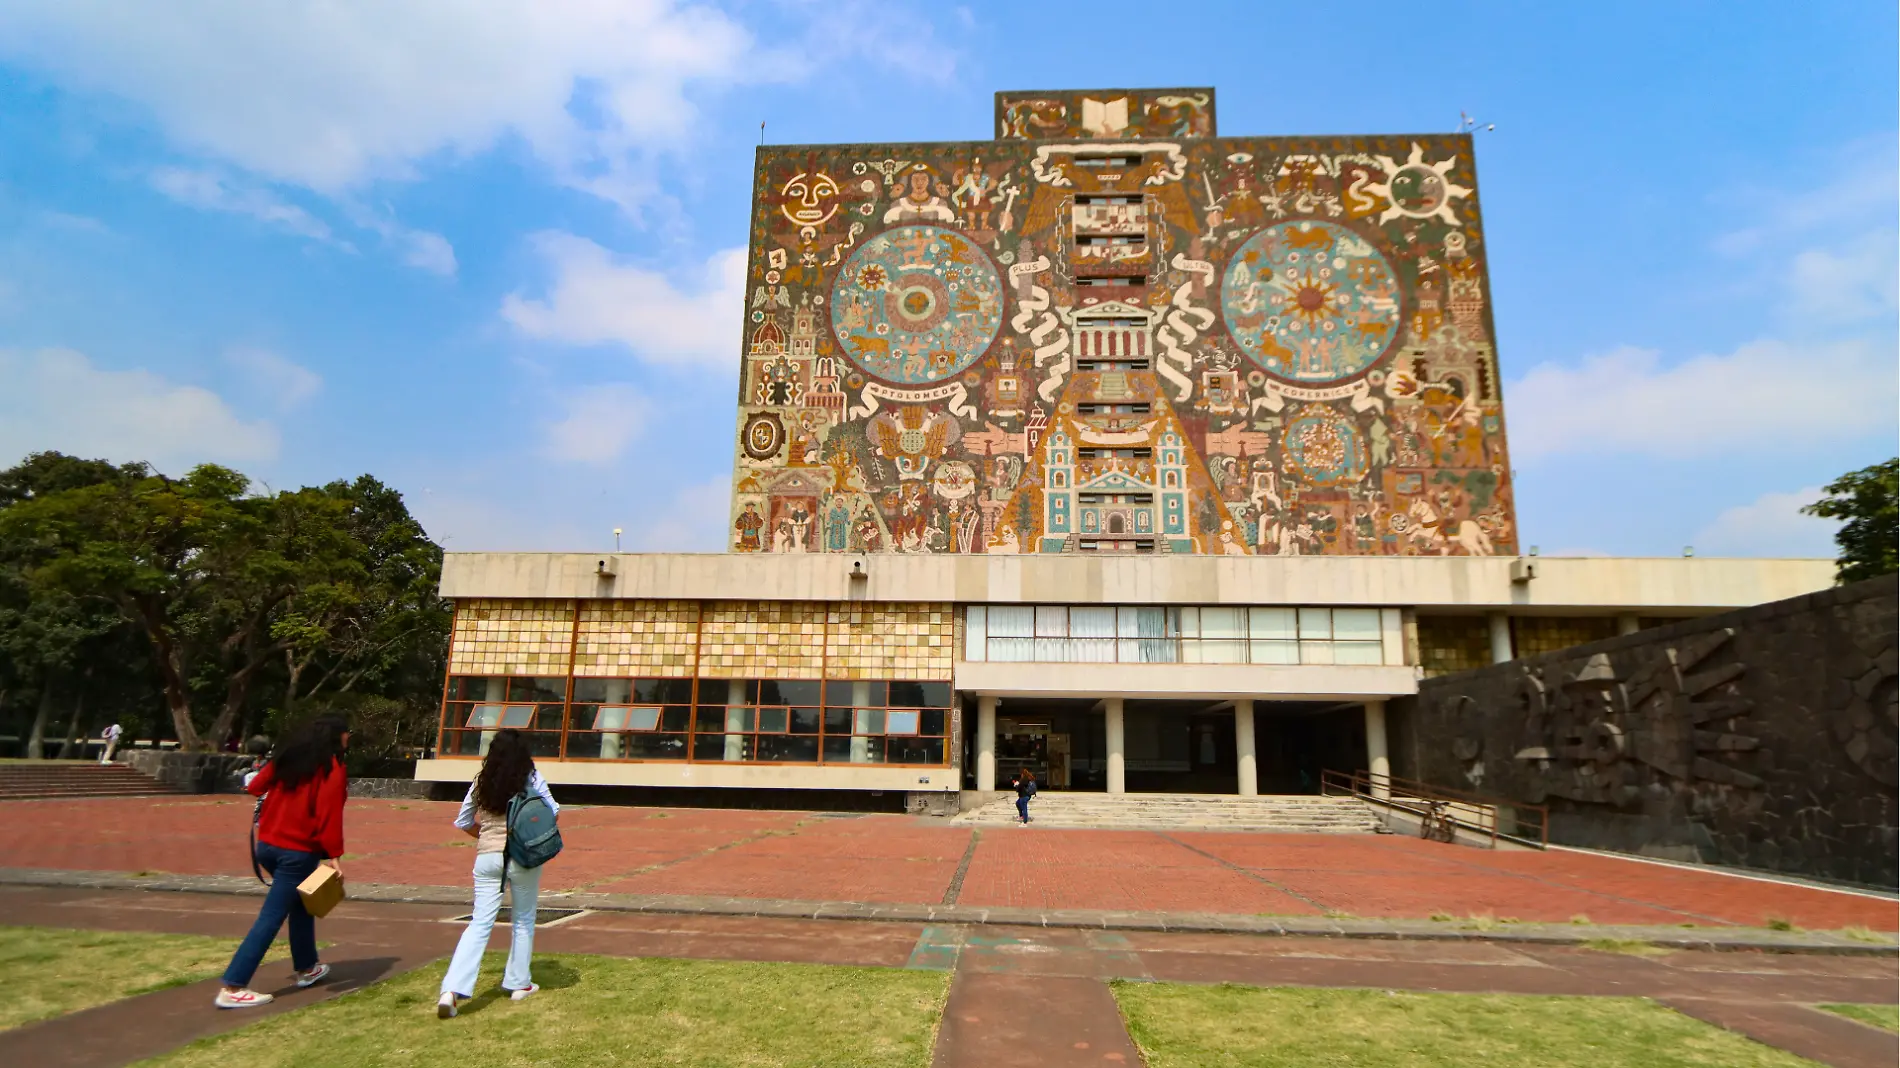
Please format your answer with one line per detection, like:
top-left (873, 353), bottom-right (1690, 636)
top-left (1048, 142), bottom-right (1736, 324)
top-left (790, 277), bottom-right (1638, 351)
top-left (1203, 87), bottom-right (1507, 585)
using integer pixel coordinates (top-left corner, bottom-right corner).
top-left (1221, 220), bottom-right (1401, 385)
top-left (830, 225), bottom-right (1004, 385)
top-left (1366, 142), bottom-right (1472, 226)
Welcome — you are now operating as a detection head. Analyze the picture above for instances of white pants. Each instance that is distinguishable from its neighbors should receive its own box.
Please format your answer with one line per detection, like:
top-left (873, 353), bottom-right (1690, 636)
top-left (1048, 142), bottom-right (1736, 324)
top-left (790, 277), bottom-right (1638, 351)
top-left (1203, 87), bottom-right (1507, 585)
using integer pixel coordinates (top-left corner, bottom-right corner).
top-left (100, 739), bottom-right (119, 764)
top-left (441, 852), bottom-right (541, 997)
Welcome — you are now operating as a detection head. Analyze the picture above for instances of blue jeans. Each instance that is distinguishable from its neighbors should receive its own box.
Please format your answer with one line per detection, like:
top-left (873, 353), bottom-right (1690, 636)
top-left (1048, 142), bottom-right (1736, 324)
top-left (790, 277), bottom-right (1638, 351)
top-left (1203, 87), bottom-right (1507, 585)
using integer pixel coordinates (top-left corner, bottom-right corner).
top-left (223, 843), bottom-right (322, 987)
top-left (442, 852), bottom-right (542, 997)
top-left (1015, 796), bottom-right (1030, 822)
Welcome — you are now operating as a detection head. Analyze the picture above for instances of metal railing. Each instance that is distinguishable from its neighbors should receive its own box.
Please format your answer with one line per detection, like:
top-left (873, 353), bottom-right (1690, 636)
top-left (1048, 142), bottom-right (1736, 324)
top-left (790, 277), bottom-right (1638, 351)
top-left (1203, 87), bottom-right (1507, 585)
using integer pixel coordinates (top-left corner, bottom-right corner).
top-left (1321, 768), bottom-right (1549, 849)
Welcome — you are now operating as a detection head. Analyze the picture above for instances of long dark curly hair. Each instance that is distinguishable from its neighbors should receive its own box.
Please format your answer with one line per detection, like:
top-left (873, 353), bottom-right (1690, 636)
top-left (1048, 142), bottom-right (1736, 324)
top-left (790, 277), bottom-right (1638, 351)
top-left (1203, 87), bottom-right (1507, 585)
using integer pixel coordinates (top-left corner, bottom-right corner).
top-left (473, 729), bottom-right (535, 815)
top-left (270, 715), bottom-right (349, 791)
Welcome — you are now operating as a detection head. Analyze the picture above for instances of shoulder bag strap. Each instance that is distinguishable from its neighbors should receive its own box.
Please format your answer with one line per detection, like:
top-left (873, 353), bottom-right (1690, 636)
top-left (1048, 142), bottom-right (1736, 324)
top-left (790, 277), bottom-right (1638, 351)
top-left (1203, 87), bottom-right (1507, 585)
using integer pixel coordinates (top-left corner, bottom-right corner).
top-left (249, 793), bottom-right (269, 886)
top-left (499, 792), bottom-right (517, 889)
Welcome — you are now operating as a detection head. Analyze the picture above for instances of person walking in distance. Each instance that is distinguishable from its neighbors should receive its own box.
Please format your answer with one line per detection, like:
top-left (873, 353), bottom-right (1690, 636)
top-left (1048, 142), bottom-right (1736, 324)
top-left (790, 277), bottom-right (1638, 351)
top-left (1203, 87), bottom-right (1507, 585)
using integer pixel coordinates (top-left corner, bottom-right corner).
top-left (1012, 767), bottom-right (1038, 824)
top-left (216, 716), bottom-right (350, 1009)
top-left (437, 729), bottom-right (560, 1018)
top-left (98, 722), bottom-right (122, 764)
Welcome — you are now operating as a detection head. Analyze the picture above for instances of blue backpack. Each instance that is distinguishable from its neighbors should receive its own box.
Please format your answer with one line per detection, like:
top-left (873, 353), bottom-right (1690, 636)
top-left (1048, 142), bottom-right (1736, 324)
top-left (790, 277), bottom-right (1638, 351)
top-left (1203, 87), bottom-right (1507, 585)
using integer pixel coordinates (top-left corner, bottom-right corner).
top-left (501, 784), bottom-right (562, 885)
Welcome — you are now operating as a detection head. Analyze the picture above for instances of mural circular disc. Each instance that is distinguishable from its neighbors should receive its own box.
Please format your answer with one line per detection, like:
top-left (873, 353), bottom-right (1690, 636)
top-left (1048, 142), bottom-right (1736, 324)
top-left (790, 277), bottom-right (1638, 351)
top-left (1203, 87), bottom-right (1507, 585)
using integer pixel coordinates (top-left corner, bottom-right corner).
top-left (1221, 220), bottom-right (1401, 385)
top-left (741, 412), bottom-right (785, 461)
top-left (830, 225), bottom-right (1004, 385)
top-left (1283, 405), bottom-right (1367, 486)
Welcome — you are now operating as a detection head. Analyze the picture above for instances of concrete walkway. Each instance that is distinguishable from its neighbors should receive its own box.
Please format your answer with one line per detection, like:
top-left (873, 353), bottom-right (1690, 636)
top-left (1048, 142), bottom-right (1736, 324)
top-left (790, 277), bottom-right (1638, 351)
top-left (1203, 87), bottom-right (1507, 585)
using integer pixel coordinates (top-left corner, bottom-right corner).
top-left (4, 885), bottom-right (1896, 1068)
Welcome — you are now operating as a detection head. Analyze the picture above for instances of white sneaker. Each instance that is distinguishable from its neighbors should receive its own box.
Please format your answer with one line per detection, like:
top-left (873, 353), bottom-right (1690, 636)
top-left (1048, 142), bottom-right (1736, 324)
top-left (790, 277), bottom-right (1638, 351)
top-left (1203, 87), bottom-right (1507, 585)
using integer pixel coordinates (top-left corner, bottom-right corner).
top-left (436, 992), bottom-right (458, 1019)
top-left (215, 988), bottom-right (273, 1009)
top-left (294, 963), bottom-right (331, 988)
top-left (509, 984), bottom-right (539, 1001)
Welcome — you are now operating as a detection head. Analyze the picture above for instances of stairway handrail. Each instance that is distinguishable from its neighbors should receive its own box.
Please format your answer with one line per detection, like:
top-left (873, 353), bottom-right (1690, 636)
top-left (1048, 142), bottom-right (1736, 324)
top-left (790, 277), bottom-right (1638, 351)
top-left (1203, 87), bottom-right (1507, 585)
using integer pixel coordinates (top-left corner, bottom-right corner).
top-left (1319, 768), bottom-right (1548, 849)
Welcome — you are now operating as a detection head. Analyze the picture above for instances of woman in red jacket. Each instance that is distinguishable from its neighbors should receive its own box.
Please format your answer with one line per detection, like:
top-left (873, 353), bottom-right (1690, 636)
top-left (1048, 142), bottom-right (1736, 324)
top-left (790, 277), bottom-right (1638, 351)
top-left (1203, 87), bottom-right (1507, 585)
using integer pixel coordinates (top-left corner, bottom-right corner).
top-left (216, 716), bottom-right (350, 1009)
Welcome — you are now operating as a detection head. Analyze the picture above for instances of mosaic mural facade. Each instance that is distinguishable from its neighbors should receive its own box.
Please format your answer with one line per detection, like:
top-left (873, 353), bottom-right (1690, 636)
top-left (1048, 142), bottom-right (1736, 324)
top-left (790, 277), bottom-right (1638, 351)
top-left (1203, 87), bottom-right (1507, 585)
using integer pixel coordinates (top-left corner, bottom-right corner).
top-left (730, 87), bottom-right (1517, 557)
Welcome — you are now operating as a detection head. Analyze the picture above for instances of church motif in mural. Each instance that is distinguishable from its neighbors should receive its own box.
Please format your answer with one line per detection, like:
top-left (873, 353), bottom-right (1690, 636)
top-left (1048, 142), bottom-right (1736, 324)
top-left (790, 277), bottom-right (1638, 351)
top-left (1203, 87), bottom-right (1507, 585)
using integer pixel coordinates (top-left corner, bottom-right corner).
top-left (730, 87), bottom-right (1517, 558)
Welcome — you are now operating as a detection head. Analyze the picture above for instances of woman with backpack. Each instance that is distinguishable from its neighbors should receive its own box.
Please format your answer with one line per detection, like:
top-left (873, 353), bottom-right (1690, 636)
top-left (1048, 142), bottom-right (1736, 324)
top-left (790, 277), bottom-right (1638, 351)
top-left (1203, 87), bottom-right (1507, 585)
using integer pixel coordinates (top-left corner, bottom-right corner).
top-left (216, 715), bottom-right (350, 1009)
top-left (437, 728), bottom-right (560, 1018)
top-left (1012, 767), bottom-right (1037, 824)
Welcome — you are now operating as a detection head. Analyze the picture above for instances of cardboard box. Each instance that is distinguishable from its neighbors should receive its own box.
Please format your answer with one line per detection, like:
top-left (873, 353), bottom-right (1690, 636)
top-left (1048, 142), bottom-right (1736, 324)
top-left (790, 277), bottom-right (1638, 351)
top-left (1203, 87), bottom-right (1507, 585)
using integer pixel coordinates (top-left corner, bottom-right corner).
top-left (297, 864), bottom-right (345, 918)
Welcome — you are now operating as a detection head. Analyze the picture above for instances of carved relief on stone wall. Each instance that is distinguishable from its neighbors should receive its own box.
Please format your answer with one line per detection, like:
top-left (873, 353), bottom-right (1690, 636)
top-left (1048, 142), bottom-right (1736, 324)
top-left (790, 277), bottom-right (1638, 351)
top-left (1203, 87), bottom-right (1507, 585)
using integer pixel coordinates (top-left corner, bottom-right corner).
top-left (1832, 637), bottom-right (1898, 788)
top-left (1501, 628), bottom-right (1762, 807)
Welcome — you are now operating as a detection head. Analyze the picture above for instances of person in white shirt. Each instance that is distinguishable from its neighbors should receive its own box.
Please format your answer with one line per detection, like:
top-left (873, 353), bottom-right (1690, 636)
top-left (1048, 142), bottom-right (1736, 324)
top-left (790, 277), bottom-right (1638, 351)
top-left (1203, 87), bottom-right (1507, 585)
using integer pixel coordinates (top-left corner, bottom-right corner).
top-left (99, 723), bottom-right (122, 764)
top-left (436, 729), bottom-right (559, 1018)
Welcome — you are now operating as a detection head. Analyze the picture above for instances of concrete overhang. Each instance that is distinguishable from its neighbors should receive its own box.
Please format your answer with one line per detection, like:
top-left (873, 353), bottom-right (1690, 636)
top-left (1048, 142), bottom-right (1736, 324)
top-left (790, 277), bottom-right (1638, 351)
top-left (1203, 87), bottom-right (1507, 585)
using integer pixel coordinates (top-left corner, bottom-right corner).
top-left (440, 552), bottom-right (1835, 613)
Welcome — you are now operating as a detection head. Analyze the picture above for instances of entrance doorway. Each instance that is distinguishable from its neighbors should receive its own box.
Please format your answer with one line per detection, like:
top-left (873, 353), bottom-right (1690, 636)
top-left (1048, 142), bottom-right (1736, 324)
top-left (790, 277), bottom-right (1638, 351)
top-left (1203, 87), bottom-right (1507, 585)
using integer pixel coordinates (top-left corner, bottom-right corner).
top-left (1124, 701), bottom-right (1237, 793)
top-left (963, 698), bottom-right (1106, 791)
top-left (1254, 702), bottom-right (1365, 794)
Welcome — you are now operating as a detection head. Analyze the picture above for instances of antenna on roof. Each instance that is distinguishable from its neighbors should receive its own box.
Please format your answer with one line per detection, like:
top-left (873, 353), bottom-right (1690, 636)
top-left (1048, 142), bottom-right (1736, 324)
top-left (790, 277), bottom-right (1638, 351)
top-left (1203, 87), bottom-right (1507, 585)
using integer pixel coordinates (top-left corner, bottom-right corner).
top-left (760, 121), bottom-right (766, 146)
top-left (1456, 110), bottom-right (1496, 134)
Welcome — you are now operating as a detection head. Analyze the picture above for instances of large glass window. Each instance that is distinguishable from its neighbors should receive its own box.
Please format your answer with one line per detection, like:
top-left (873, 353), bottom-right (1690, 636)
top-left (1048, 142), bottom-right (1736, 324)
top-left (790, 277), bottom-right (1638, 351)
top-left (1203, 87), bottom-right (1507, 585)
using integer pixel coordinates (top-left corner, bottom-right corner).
top-left (441, 674), bottom-right (953, 767)
top-left (965, 606), bottom-right (1389, 667)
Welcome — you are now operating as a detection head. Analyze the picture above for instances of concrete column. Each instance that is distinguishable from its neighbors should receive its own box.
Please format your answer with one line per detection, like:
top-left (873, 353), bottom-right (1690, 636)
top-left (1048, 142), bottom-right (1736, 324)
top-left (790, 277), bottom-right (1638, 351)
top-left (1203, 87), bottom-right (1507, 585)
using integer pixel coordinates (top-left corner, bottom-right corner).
top-left (479, 677), bottom-right (506, 757)
top-left (850, 680), bottom-right (872, 764)
top-left (1363, 700), bottom-right (1390, 799)
top-left (1616, 613), bottom-right (1640, 637)
top-left (725, 679), bottom-right (748, 761)
top-left (975, 695), bottom-right (997, 792)
top-left (1487, 612), bottom-right (1513, 664)
top-left (1104, 697), bottom-right (1126, 795)
top-left (1234, 699), bottom-right (1258, 796)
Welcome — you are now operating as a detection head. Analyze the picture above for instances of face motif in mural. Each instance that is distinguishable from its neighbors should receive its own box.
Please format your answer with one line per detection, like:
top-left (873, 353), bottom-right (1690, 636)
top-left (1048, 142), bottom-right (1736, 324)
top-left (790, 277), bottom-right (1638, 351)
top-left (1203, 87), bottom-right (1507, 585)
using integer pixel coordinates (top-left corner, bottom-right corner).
top-left (1222, 220), bottom-right (1401, 385)
top-left (830, 226), bottom-right (1004, 385)
top-left (779, 171), bottom-right (842, 229)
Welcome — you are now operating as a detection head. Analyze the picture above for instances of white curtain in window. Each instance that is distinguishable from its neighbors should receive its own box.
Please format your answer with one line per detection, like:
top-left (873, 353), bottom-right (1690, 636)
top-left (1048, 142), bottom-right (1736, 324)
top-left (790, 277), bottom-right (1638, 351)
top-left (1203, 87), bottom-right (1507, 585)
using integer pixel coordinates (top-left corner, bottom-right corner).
top-left (1332, 608), bottom-right (1382, 642)
top-left (1069, 606), bottom-right (1116, 662)
top-left (988, 605), bottom-right (1034, 637)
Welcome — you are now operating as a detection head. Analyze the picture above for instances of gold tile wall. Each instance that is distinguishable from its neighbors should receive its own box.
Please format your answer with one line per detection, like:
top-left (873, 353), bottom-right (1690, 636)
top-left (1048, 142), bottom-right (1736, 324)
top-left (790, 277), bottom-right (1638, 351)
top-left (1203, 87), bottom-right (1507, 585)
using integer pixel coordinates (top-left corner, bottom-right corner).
top-left (1417, 615), bottom-right (1491, 677)
top-left (1513, 616), bottom-right (1619, 659)
top-left (573, 600), bottom-right (699, 677)
top-left (827, 603), bottom-right (956, 680)
top-left (448, 599), bottom-right (576, 676)
top-left (698, 600), bottom-right (829, 678)
top-left (451, 598), bottom-right (957, 681)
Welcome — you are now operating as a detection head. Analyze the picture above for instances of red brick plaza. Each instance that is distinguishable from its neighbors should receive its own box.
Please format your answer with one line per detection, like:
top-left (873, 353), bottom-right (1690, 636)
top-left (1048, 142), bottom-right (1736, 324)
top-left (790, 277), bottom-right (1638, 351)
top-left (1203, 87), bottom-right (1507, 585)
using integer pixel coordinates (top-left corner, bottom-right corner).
top-left (3, 797), bottom-right (1893, 931)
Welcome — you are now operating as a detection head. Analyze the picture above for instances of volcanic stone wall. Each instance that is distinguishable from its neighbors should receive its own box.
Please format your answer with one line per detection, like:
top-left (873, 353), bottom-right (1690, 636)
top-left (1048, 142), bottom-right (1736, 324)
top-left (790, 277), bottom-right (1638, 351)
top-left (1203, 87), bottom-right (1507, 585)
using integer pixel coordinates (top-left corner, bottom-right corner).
top-left (1396, 576), bottom-right (1898, 888)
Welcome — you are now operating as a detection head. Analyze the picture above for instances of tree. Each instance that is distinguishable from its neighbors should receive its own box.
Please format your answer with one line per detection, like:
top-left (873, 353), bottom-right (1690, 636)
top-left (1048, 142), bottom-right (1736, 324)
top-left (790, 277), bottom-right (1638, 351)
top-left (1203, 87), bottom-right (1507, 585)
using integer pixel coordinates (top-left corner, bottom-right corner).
top-left (275, 476), bottom-right (449, 715)
top-left (0, 453), bottom-right (452, 754)
top-left (0, 453), bottom-right (148, 757)
top-left (1802, 458), bottom-right (1898, 584)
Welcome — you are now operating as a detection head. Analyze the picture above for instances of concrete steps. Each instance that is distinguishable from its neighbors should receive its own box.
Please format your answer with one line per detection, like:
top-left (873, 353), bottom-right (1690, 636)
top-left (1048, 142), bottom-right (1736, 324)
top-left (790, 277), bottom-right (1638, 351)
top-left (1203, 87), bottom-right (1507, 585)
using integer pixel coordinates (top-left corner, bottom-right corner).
top-left (952, 792), bottom-right (1385, 834)
top-left (0, 762), bottom-right (187, 801)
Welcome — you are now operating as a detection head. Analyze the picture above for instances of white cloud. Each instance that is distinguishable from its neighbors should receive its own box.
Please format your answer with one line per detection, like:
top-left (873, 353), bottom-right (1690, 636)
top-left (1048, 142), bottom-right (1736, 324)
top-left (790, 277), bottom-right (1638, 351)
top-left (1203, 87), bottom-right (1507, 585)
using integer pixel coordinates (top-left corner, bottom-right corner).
top-left (0, 0), bottom-right (755, 196)
top-left (1785, 230), bottom-right (1897, 326)
top-left (541, 383), bottom-right (650, 464)
top-left (1713, 147), bottom-right (1899, 330)
top-left (0, 347), bottom-right (278, 469)
top-left (149, 165), bottom-right (346, 246)
top-left (502, 233), bottom-right (746, 369)
top-left (1693, 486), bottom-right (1838, 559)
top-left (396, 228), bottom-right (458, 276)
top-left (634, 476), bottom-right (731, 551)
top-left (1506, 338), bottom-right (1896, 461)
top-left (225, 346), bottom-right (322, 409)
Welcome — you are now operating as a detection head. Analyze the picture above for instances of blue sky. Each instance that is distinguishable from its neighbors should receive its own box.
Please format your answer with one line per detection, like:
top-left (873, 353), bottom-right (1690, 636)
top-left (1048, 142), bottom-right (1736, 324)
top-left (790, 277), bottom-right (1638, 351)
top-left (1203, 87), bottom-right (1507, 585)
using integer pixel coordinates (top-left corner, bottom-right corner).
top-left (0, 0), bottom-right (1893, 557)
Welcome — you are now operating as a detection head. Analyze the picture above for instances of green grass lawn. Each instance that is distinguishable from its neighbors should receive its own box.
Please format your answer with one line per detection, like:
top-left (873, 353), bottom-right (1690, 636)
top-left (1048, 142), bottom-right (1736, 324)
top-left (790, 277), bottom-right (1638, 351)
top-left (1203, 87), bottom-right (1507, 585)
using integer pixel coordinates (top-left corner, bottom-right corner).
top-left (140, 953), bottom-right (948, 1068)
top-left (1113, 983), bottom-right (1821, 1067)
top-left (1819, 1003), bottom-right (1900, 1032)
top-left (0, 925), bottom-right (285, 1031)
